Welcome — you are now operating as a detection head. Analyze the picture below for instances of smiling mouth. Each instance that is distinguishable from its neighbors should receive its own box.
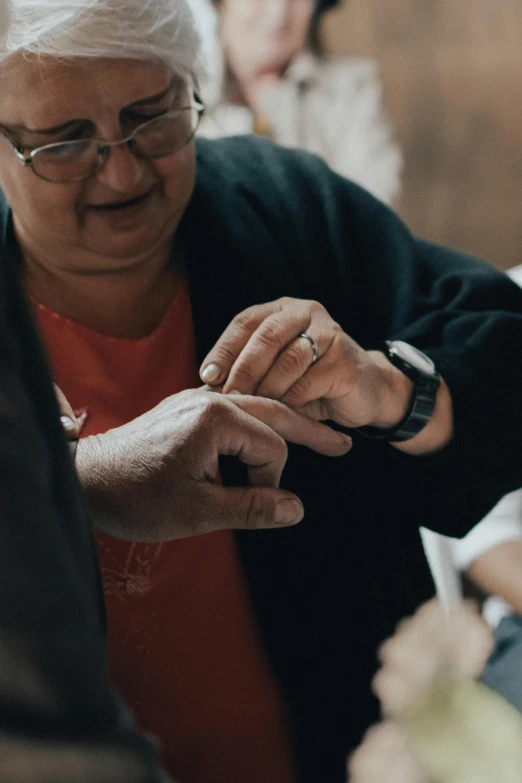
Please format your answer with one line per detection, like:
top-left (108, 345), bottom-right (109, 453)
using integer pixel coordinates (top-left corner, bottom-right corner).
top-left (89, 190), bottom-right (153, 211)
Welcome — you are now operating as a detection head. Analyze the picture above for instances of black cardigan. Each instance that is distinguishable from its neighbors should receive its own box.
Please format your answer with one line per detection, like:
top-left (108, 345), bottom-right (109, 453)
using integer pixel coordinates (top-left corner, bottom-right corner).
top-left (2, 136), bottom-right (522, 781)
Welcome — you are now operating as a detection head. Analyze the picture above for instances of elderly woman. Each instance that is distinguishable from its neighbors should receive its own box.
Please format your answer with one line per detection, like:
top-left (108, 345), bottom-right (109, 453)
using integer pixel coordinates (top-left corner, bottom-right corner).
top-left (198, 0), bottom-right (402, 204)
top-left (0, 2), bottom-right (521, 782)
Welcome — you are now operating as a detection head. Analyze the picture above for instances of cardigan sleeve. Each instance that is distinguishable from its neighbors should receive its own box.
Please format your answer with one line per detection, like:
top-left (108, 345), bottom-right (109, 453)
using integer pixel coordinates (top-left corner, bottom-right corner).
top-left (225, 139), bottom-right (522, 538)
top-left (194, 137), bottom-right (522, 537)
top-left (309, 164), bottom-right (522, 537)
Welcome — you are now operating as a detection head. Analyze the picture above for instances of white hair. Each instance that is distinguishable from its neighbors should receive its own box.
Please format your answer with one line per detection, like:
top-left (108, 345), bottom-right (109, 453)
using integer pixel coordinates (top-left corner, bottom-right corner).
top-left (0, 0), bottom-right (206, 87)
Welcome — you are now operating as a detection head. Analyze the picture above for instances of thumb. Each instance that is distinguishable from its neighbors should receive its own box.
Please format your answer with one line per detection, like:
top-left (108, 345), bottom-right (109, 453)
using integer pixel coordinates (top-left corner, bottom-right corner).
top-left (199, 484), bottom-right (304, 532)
top-left (54, 384), bottom-right (81, 438)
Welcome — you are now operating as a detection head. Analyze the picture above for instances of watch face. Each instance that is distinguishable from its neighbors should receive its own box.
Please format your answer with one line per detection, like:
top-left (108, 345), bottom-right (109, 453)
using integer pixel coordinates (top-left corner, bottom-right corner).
top-left (388, 340), bottom-right (436, 375)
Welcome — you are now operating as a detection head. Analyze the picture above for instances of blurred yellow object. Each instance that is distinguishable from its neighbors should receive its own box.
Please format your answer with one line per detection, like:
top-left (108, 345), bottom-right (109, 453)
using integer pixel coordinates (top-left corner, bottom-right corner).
top-left (405, 673), bottom-right (522, 783)
top-left (253, 113), bottom-right (273, 138)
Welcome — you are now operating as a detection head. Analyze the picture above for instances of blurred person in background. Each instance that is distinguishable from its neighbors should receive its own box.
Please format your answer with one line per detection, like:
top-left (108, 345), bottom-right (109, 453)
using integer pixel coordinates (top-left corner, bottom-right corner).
top-left (198, 0), bottom-right (401, 204)
top-left (1, 1), bottom-right (522, 782)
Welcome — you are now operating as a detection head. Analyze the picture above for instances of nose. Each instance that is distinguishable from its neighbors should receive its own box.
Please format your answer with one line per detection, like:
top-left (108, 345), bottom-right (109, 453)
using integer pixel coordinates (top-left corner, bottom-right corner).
top-left (95, 140), bottom-right (145, 193)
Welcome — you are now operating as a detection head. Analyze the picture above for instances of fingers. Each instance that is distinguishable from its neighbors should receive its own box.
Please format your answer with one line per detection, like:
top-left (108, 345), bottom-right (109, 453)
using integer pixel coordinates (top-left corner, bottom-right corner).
top-left (53, 384), bottom-right (80, 437)
top-left (216, 406), bottom-right (289, 487)
top-left (373, 601), bottom-right (450, 717)
top-left (220, 312), bottom-right (317, 396)
top-left (196, 484), bottom-right (305, 533)
top-left (175, 393), bottom-right (346, 533)
top-left (254, 333), bottom-right (320, 399)
top-left (373, 599), bottom-right (494, 719)
top-left (221, 393), bottom-right (352, 457)
top-left (199, 299), bottom-right (333, 398)
top-left (200, 299), bottom-right (377, 432)
top-left (221, 310), bottom-right (313, 395)
top-left (279, 333), bottom-right (364, 414)
top-left (200, 300), bottom-right (283, 387)
top-left (372, 650), bottom-right (444, 719)
top-left (349, 722), bottom-right (429, 783)
top-left (184, 394), bottom-right (308, 533)
top-left (444, 601), bottom-right (494, 678)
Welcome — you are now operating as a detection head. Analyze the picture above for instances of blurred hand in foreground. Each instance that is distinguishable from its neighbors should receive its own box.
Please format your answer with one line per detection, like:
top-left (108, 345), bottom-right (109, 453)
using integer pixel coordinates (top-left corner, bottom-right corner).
top-left (348, 599), bottom-right (522, 783)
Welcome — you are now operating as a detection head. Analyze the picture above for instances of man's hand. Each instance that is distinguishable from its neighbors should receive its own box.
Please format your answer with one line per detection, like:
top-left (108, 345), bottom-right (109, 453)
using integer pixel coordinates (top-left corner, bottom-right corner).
top-left (76, 387), bottom-right (352, 541)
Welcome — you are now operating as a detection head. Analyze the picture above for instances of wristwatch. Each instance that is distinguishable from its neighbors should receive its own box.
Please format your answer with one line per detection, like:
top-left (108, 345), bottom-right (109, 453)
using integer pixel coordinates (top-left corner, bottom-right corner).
top-left (356, 340), bottom-right (440, 443)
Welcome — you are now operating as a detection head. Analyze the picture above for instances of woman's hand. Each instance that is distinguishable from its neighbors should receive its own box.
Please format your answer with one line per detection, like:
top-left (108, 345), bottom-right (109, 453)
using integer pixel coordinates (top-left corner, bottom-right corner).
top-left (76, 386), bottom-right (352, 542)
top-left (200, 297), bottom-right (413, 430)
top-left (200, 297), bottom-right (453, 455)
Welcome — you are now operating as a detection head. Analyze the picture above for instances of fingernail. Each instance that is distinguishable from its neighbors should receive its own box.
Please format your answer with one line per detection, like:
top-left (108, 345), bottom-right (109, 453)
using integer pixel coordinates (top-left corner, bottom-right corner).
top-left (338, 433), bottom-right (353, 449)
top-left (275, 499), bottom-right (304, 526)
top-left (201, 363), bottom-right (221, 384)
top-left (60, 415), bottom-right (79, 436)
top-left (227, 389), bottom-right (242, 395)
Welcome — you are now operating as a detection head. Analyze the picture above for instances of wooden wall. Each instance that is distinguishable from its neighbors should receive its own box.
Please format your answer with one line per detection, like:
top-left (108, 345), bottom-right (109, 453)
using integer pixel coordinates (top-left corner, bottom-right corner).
top-left (323, 1), bottom-right (522, 270)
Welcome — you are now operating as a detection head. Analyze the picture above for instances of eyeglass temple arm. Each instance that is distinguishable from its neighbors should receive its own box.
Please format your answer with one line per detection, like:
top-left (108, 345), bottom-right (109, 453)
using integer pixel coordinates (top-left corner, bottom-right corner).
top-left (0, 129), bottom-right (33, 165)
top-left (13, 146), bottom-right (33, 167)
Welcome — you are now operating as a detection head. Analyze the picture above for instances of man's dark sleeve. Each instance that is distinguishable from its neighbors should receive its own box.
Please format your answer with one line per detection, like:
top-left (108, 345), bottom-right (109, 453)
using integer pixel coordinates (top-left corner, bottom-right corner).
top-left (0, 254), bottom-right (170, 781)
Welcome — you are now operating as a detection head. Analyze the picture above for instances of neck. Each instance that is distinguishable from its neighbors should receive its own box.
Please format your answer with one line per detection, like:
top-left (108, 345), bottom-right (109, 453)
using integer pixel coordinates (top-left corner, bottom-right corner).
top-left (22, 239), bottom-right (183, 339)
top-left (226, 65), bottom-right (284, 111)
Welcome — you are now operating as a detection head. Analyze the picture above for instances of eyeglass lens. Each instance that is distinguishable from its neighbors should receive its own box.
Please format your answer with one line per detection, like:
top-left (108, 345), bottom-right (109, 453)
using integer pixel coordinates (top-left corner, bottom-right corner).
top-left (31, 108), bottom-right (200, 183)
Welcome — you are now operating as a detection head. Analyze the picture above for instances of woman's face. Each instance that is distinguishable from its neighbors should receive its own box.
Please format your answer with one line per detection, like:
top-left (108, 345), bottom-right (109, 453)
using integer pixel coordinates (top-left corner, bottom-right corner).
top-left (218, 0), bottom-right (315, 79)
top-left (0, 56), bottom-right (197, 271)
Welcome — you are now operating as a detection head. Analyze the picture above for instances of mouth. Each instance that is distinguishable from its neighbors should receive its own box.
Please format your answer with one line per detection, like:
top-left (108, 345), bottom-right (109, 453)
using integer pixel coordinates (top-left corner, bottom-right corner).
top-left (88, 189), bottom-right (153, 212)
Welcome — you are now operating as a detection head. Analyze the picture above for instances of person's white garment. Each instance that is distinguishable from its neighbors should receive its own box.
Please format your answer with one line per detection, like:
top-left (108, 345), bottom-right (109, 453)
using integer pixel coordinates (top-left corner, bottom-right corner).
top-left (186, 0), bottom-right (224, 108)
top-left (421, 489), bottom-right (522, 625)
top-left (422, 264), bottom-right (522, 625)
top-left (199, 50), bottom-right (402, 206)
top-left (510, 263), bottom-right (522, 287)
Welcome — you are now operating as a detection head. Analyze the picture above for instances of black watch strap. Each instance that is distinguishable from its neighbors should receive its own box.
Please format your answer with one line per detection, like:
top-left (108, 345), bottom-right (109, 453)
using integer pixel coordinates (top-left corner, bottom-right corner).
top-left (356, 342), bottom-right (440, 443)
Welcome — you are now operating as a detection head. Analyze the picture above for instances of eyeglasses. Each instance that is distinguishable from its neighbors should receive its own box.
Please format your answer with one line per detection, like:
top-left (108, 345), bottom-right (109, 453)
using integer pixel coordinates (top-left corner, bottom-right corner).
top-left (3, 96), bottom-right (205, 183)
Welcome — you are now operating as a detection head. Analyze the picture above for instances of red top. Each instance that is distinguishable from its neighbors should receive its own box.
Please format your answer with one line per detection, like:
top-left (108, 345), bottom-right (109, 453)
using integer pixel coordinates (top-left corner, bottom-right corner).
top-left (33, 284), bottom-right (298, 783)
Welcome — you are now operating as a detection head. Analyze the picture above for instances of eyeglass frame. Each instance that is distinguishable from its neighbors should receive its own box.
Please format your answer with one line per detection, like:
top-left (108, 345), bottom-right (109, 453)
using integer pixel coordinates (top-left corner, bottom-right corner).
top-left (0, 92), bottom-right (205, 183)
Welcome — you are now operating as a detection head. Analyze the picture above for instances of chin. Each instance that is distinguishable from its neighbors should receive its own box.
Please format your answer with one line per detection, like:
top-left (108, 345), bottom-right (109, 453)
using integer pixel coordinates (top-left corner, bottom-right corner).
top-left (84, 210), bottom-right (181, 262)
top-left (89, 234), bottom-right (164, 263)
